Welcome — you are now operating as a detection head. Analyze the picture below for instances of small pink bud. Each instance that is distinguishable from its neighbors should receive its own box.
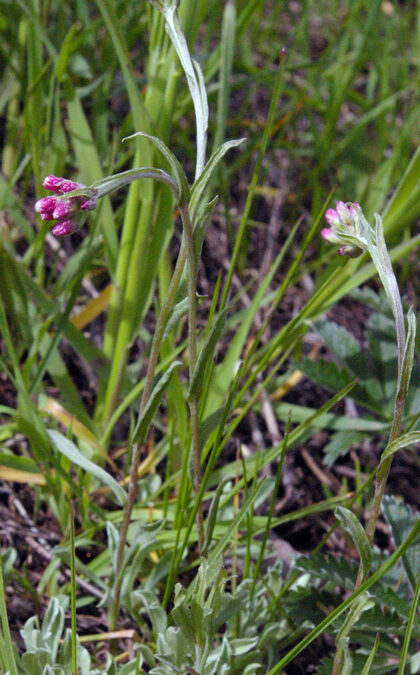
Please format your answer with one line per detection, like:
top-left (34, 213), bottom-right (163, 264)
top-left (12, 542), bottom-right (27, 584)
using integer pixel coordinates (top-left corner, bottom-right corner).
top-left (42, 175), bottom-right (83, 194)
top-left (34, 196), bottom-right (58, 218)
top-left (321, 227), bottom-right (341, 244)
top-left (42, 175), bottom-right (64, 193)
top-left (51, 220), bottom-right (75, 237)
top-left (325, 209), bottom-right (339, 227)
top-left (336, 201), bottom-right (351, 223)
top-left (52, 200), bottom-right (75, 219)
top-left (321, 227), bottom-right (333, 241)
top-left (58, 179), bottom-right (84, 194)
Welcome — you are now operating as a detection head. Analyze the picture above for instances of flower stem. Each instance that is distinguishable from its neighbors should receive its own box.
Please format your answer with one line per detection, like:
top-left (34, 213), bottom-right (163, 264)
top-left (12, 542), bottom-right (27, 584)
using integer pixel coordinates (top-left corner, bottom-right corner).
top-left (109, 239), bottom-right (187, 631)
top-left (180, 203), bottom-right (205, 552)
top-left (332, 245), bottom-right (407, 675)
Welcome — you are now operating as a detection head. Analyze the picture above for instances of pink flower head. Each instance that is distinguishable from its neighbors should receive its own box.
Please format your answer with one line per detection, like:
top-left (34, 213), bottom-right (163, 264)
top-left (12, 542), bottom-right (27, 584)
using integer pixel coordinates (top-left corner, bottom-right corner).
top-left (42, 175), bottom-right (83, 194)
top-left (322, 200), bottom-right (366, 258)
top-left (35, 175), bottom-right (97, 236)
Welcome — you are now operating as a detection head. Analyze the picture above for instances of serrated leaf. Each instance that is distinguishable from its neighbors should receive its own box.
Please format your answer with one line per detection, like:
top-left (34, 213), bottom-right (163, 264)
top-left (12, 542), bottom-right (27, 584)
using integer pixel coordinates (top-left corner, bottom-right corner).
top-left (323, 430), bottom-right (365, 467)
top-left (296, 553), bottom-right (358, 589)
top-left (47, 430), bottom-right (127, 506)
top-left (316, 320), bottom-right (361, 359)
top-left (335, 506), bottom-right (372, 580)
top-left (382, 496), bottom-right (420, 592)
top-left (123, 131), bottom-right (190, 204)
top-left (133, 360), bottom-right (181, 443)
top-left (298, 358), bottom-right (380, 412)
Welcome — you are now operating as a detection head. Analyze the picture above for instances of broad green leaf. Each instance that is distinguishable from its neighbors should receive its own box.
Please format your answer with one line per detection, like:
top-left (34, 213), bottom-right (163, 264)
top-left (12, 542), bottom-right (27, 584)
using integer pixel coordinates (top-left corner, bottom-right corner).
top-left (335, 506), bottom-right (372, 580)
top-left (47, 430), bottom-right (127, 506)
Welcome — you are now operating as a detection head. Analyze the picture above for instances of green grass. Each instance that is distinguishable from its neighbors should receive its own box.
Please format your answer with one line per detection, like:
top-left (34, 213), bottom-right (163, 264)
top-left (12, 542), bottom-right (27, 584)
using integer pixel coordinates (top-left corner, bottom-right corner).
top-left (0, 1), bottom-right (419, 673)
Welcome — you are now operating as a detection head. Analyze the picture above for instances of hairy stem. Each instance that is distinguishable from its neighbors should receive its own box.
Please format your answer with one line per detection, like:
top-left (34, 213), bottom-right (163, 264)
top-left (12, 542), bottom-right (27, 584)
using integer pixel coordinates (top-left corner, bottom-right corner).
top-left (332, 258), bottom-right (407, 675)
top-left (109, 240), bottom-right (187, 630)
top-left (181, 204), bottom-right (205, 551)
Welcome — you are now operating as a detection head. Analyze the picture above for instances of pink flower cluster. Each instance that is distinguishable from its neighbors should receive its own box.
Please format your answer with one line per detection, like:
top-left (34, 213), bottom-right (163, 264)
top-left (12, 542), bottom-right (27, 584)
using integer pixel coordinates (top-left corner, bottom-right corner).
top-left (35, 175), bottom-right (97, 236)
top-left (321, 200), bottom-right (363, 257)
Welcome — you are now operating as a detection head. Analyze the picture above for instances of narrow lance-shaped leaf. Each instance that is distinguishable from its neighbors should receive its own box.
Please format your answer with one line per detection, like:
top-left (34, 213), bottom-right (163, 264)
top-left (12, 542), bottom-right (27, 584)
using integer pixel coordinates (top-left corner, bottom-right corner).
top-left (162, 294), bottom-right (206, 343)
top-left (360, 633), bottom-right (380, 675)
top-left (335, 506), bottom-right (372, 580)
top-left (188, 308), bottom-right (229, 400)
top-left (47, 430), bottom-right (127, 506)
top-left (123, 131), bottom-right (190, 205)
top-left (202, 477), bottom-right (231, 554)
top-left (396, 306), bottom-right (416, 402)
top-left (190, 139), bottom-right (245, 221)
top-left (91, 167), bottom-right (179, 201)
top-left (148, 0), bottom-right (207, 178)
top-left (335, 592), bottom-right (376, 675)
top-left (133, 361), bottom-right (181, 444)
top-left (379, 431), bottom-right (420, 469)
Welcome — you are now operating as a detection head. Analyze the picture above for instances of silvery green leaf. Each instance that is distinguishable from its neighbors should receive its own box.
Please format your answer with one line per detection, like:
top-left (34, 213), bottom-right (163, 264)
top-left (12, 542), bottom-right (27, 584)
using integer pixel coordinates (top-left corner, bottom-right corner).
top-left (106, 521), bottom-right (120, 574)
top-left (192, 57), bottom-right (209, 132)
top-left (20, 616), bottom-right (39, 652)
top-left (336, 591), bottom-right (375, 651)
top-left (47, 430), bottom-right (127, 506)
top-left (40, 596), bottom-right (66, 662)
top-left (162, 7), bottom-right (207, 178)
top-left (146, 0), bottom-right (179, 11)
top-left (123, 132), bottom-right (189, 204)
top-left (91, 167), bottom-right (179, 200)
top-left (22, 650), bottom-right (50, 675)
top-left (132, 590), bottom-right (167, 634)
top-left (335, 506), bottom-right (372, 580)
top-left (190, 139), bottom-right (245, 221)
